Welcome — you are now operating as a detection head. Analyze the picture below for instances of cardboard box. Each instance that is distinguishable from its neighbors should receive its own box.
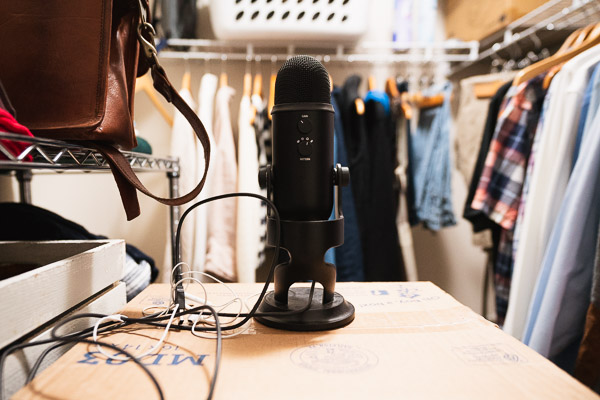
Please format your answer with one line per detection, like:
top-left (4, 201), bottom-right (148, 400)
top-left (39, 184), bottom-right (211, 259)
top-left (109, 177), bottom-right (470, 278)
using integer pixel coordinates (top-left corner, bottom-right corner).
top-left (443, 0), bottom-right (548, 41)
top-left (0, 240), bottom-right (125, 349)
top-left (13, 282), bottom-right (600, 399)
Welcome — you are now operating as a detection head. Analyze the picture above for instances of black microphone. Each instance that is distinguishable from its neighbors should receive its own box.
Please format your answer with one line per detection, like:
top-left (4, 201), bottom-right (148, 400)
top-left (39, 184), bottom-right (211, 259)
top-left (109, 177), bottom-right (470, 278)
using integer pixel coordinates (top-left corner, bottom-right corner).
top-left (255, 56), bottom-right (355, 332)
top-left (271, 55), bottom-right (334, 221)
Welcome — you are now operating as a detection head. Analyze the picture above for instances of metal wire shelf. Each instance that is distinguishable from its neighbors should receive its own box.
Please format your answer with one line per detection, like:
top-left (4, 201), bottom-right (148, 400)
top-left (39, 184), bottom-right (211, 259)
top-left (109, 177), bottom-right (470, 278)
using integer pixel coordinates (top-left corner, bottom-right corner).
top-left (0, 132), bottom-right (179, 173)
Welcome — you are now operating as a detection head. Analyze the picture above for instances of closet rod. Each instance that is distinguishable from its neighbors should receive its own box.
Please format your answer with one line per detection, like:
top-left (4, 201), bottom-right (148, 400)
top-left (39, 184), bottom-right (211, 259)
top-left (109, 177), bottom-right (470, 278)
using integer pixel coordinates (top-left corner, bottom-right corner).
top-left (160, 38), bottom-right (479, 63)
top-left (158, 50), bottom-right (475, 63)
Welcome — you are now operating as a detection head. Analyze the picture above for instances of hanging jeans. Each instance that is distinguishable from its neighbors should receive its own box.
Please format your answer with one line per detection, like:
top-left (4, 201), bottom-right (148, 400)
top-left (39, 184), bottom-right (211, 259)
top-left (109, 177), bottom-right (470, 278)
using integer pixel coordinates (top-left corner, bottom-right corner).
top-left (410, 82), bottom-right (456, 230)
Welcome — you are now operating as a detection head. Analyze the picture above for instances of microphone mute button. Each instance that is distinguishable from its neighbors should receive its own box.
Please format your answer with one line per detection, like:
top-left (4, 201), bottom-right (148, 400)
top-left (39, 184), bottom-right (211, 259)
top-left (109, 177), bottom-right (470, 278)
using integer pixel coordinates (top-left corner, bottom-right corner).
top-left (297, 140), bottom-right (313, 157)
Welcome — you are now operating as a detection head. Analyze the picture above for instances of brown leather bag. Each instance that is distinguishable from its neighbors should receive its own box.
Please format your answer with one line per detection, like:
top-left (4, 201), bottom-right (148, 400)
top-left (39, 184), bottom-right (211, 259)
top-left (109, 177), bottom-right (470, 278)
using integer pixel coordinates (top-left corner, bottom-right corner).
top-left (0, 0), bottom-right (210, 220)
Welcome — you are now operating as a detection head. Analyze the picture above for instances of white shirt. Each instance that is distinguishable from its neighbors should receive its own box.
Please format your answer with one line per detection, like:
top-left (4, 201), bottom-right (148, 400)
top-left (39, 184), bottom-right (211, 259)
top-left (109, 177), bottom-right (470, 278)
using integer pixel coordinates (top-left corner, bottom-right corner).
top-left (235, 94), bottom-right (262, 283)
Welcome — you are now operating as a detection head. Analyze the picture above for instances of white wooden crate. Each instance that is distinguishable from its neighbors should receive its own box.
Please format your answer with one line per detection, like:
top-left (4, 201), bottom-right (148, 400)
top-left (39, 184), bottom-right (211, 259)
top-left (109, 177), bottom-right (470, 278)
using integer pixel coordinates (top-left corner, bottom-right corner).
top-left (2, 282), bottom-right (127, 398)
top-left (0, 240), bottom-right (125, 349)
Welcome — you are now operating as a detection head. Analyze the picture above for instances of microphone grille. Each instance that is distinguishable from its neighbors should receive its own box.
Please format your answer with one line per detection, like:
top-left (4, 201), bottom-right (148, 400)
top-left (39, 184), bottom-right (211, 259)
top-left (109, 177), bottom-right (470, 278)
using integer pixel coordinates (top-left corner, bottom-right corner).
top-left (274, 55), bottom-right (331, 105)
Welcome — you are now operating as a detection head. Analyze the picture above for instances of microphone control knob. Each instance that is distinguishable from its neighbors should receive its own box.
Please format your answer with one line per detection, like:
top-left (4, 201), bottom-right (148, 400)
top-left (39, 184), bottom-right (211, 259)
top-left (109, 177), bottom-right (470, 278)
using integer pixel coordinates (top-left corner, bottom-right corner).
top-left (297, 140), bottom-right (312, 157)
top-left (297, 118), bottom-right (312, 134)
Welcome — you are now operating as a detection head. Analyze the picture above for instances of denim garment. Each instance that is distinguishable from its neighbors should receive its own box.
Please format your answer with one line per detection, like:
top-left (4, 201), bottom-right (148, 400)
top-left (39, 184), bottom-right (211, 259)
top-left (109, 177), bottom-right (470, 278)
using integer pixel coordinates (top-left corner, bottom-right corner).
top-left (410, 82), bottom-right (456, 230)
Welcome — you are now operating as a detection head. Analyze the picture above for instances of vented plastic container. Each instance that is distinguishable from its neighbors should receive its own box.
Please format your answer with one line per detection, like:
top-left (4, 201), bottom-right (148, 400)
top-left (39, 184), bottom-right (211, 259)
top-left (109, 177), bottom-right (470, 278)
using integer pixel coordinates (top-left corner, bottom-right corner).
top-left (209, 0), bottom-right (369, 42)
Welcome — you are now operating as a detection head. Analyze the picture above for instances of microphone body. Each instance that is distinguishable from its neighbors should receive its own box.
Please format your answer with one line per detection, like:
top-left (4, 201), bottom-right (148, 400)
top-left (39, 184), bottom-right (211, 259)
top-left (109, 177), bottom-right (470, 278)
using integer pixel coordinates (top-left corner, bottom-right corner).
top-left (271, 103), bottom-right (334, 221)
top-left (270, 55), bottom-right (335, 221)
top-left (255, 55), bottom-right (355, 331)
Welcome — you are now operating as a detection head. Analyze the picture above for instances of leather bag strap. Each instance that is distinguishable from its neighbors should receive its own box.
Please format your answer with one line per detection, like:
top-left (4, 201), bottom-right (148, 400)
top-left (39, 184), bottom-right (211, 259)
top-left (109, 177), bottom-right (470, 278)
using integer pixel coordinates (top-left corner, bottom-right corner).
top-left (93, 5), bottom-right (210, 221)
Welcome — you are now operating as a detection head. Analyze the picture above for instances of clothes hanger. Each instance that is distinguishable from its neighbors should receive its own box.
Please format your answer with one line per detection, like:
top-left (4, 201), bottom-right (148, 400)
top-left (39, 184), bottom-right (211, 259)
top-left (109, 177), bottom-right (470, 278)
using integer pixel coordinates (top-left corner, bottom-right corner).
top-left (268, 57), bottom-right (277, 120)
top-left (243, 55), bottom-right (252, 99)
top-left (135, 74), bottom-right (173, 126)
top-left (329, 73), bottom-right (334, 93)
top-left (513, 23), bottom-right (600, 86)
top-left (385, 77), bottom-right (400, 99)
top-left (251, 58), bottom-right (263, 124)
top-left (542, 26), bottom-right (592, 89)
top-left (181, 59), bottom-right (191, 92)
top-left (473, 80), bottom-right (507, 99)
top-left (368, 75), bottom-right (376, 92)
top-left (219, 55), bottom-right (228, 89)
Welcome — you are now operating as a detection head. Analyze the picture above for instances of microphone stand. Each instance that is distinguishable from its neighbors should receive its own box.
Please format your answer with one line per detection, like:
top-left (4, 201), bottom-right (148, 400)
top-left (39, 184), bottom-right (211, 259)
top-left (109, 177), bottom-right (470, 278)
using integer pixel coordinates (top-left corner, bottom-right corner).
top-left (255, 163), bottom-right (356, 331)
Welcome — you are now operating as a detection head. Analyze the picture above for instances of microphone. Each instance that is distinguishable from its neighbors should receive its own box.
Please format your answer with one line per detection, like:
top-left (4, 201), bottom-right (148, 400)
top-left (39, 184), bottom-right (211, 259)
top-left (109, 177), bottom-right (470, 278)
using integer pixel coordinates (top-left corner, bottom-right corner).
top-left (256, 56), bottom-right (354, 331)
top-left (270, 55), bottom-right (334, 221)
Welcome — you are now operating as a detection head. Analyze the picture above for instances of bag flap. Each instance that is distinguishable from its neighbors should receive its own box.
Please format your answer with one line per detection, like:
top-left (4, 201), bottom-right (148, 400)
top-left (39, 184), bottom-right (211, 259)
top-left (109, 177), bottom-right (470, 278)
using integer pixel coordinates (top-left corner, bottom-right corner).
top-left (0, 0), bottom-right (112, 131)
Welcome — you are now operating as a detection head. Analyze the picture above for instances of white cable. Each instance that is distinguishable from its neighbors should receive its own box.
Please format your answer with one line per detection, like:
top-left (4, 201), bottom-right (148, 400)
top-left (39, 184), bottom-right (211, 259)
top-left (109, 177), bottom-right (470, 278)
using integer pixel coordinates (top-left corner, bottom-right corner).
top-left (93, 304), bottom-right (179, 361)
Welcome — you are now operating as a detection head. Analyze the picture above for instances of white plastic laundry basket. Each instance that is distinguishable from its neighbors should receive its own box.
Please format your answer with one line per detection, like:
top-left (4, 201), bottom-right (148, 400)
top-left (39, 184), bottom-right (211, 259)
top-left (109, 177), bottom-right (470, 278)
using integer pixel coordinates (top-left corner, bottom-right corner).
top-left (209, 0), bottom-right (369, 42)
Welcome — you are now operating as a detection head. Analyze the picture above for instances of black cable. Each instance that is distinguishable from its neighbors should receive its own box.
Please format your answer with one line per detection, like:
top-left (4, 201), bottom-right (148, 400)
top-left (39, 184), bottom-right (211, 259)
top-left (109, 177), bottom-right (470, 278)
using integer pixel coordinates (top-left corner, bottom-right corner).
top-left (0, 338), bottom-right (164, 400)
top-left (2, 193), bottom-right (296, 400)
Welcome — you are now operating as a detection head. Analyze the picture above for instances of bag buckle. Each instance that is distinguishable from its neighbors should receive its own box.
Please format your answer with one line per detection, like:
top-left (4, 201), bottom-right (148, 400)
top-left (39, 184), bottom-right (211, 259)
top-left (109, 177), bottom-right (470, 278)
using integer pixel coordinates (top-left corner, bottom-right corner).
top-left (136, 0), bottom-right (160, 67)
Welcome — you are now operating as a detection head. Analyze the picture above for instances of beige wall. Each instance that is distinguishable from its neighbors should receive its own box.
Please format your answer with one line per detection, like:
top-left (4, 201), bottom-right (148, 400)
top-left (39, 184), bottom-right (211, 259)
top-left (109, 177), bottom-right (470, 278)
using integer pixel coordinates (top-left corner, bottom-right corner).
top-left (1, 0), bottom-right (490, 315)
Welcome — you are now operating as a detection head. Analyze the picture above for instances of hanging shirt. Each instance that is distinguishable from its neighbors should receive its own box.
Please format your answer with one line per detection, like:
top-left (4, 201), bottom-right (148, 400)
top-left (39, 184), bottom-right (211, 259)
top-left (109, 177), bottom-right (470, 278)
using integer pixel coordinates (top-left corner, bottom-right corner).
top-left (463, 81), bottom-right (512, 251)
top-left (503, 85), bottom-right (552, 338)
top-left (410, 82), bottom-right (456, 231)
top-left (252, 94), bottom-right (269, 272)
top-left (574, 220), bottom-right (600, 389)
top-left (454, 72), bottom-right (516, 187)
top-left (169, 88), bottom-right (197, 271)
top-left (205, 86), bottom-right (237, 281)
top-left (471, 75), bottom-right (546, 231)
top-left (512, 45), bottom-right (600, 340)
top-left (191, 73), bottom-right (218, 273)
top-left (573, 62), bottom-right (600, 168)
top-left (390, 88), bottom-right (418, 281)
top-left (363, 90), bottom-right (406, 281)
top-left (523, 105), bottom-right (600, 372)
top-left (236, 93), bottom-right (262, 283)
top-left (473, 75), bottom-right (547, 325)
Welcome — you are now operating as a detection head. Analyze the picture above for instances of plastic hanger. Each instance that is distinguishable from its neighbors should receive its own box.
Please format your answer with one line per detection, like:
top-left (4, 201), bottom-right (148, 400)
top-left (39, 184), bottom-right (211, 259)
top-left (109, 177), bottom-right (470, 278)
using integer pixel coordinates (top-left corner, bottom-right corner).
top-left (135, 74), bottom-right (173, 126)
top-left (513, 23), bottom-right (600, 87)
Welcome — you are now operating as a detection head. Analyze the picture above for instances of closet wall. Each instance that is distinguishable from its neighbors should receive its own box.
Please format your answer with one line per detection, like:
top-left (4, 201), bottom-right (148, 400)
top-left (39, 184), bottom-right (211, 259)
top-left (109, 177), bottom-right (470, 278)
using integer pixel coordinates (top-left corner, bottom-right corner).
top-left (0, 0), bottom-right (489, 314)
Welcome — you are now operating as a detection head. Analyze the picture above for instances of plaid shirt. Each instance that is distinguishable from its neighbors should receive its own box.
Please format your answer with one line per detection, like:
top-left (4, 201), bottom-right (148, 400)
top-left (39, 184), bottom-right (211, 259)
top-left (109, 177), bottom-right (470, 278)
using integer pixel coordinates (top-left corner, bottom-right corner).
top-left (471, 75), bottom-right (546, 230)
top-left (471, 75), bottom-right (547, 325)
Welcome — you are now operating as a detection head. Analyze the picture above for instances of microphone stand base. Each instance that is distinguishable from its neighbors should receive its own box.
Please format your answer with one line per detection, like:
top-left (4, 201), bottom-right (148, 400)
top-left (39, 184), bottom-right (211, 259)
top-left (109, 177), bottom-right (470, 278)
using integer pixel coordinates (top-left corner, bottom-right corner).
top-left (254, 287), bottom-right (355, 331)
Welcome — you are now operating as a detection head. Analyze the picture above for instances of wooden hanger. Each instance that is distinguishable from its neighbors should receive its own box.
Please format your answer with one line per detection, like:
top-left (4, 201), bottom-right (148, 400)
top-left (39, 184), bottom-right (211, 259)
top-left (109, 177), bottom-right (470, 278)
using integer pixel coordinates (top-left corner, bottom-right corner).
top-left (543, 26), bottom-right (594, 89)
top-left (407, 91), bottom-right (446, 109)
top-left (250, 72), bottom-right (263, 124)
top-left (252, 73), bottom-right (263, 98)
top-left (328, 73), bottom-right (334, 93)
top-left (135, 74), bottom-right (173, 126)
top-left (243, 72), bottom-right (252, 98)
top-left (514, 23), bottom-right (600, 86)
top-left (473, 80), bottom-right (506, 99)
top-left (368, 75), bottom-right (376, 91)
top-left (400, 92), bottom-right (413, 119)
top-left (268, 73), bottom-right (276, 120)
top-left (354, 98), bottom-right (365, 115)
top-left (385, 77), bottom-right (400, 99)
top-left (181, 70), bottom-right (191, 92)
top-left (219, 71), bottom-right (228, 88)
